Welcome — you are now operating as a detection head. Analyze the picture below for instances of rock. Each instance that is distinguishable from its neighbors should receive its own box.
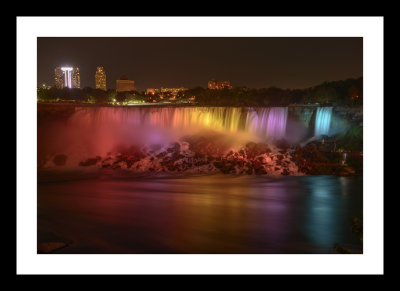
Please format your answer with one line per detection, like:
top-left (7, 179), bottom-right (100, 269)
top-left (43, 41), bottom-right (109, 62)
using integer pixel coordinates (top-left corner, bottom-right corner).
top-left (246, 142), bottom-right (257, 150)
top-left (180, 141), bottom-right (190, 151)
top-left (79, 156), bottom-right (101, 167)
top-left (38, 242), bottom-right (67, 253)
top-left (255, 166), bottom-right (267, 175)
top-left (169, 142), bottom-right (181, 152)
top-left (246, 168), bottom-right (253, 175)
top-left (53, 154), bottom-right (67, 166)
top-left (281, 169), bottom-right (290, 176)
top-left (183, 135), bottom-right (231, 157)
top-left (275, 139), bottom-right (290, 150)
top-left (171, 152), bottom-right (184, 161)
top-left (149, 144), bottom-right (163, 151)
top-left (213, 161), bottom-right (224, 169)
top-left (101, 157), bottom-right (112, 168)
top-left (337, 166), bottom-right (356, 176)
top-left (156, 151), bottom-right (167, 158)
top-left (246, 142), bottom-right (271, 158)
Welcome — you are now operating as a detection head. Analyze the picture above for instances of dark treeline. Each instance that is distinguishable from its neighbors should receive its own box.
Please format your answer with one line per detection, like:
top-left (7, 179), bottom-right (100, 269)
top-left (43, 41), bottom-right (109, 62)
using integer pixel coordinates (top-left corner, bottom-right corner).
top-left (37, 77), bottom-right (362, 106)
top-left (188, 77), bottom-right (362, 106)
top-left (37, 87), bottom-right (145, 104)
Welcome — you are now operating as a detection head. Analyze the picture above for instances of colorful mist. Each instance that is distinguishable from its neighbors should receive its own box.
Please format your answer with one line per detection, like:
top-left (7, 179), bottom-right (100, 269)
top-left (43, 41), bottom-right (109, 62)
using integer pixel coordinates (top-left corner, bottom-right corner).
top-left (41, 106), bottom-right (335, 160)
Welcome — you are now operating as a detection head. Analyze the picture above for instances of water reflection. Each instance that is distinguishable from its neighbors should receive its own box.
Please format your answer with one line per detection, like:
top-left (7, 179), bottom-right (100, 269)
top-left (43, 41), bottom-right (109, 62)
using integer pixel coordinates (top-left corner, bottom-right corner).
top-left (37, 175), bottom-right (363, 254)
top-left (304, 176), bottom-right (362, 250)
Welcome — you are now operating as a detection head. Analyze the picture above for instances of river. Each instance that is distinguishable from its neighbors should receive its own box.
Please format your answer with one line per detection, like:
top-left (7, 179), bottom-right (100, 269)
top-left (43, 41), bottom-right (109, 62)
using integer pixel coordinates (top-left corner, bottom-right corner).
top-left (37, 174), bottom-right (363, 254)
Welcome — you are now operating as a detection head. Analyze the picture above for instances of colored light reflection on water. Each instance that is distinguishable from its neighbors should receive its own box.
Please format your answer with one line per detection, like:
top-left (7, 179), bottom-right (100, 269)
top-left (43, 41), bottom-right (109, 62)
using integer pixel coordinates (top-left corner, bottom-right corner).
top-left (37, 174), bottom-right (362, 254)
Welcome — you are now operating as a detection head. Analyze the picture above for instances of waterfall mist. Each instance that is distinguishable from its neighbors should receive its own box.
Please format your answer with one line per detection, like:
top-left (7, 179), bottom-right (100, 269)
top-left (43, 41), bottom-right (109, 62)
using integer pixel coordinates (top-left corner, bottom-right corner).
top-left (38, 106), bottom-right (347, 165)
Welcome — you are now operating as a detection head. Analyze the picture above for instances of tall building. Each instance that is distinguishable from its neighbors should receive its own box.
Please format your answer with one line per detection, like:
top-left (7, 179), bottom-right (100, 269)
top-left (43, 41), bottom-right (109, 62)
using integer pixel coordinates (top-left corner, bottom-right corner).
top-left (116, 76), bottom-right (135, 92)
top-left (208, 79), bottom-right (232, 90)
top-left (54, 66), bottom-right (80, 89)
top-left (54, 67), bottom-right (64, 89)
top-left (95, 66), bottom-right (107, 90)
top-left (72, 67), bottom-right (80, 88)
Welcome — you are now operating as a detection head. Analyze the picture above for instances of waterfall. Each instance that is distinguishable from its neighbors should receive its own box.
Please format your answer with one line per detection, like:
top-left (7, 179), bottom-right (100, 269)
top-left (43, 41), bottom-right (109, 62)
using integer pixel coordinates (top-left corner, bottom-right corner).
top-left (66, 106), bottom-right (291, 154)
top-left (70, 106), bottom-right (289, 140)
top-left (245, 107), bottom-right (288, 140)
top-left (314, 107), bottom-right (333, 137)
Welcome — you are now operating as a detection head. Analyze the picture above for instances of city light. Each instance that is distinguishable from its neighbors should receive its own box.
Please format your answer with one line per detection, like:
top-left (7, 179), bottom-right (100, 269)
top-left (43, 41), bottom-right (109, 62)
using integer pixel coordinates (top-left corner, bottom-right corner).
top-left (61, 67), bottom-right (73, 88)
top-left (55, 66), bottom-right (80, 89)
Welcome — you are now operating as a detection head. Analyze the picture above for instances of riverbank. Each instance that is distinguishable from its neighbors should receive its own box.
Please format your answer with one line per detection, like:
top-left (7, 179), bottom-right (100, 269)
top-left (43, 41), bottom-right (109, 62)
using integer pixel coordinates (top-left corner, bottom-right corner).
top-left (40, 137), bottom-right (362, 178)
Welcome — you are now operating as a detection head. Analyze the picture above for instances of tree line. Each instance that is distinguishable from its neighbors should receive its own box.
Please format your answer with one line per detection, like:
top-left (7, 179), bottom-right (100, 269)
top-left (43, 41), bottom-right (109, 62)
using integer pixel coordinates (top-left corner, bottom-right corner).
top-left (37, 77), bottom-right (362, 106)
top-left (187, 77), bottom-right (362, 106)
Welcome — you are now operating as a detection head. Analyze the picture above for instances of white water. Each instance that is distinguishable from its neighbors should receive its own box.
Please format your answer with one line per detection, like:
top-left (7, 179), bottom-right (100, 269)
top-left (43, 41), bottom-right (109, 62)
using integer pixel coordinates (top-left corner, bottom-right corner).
top-left (69, 106), bottom-right (289, 141)
top-left (314, 107), bottom-right (333, 137)
top-left (245, 107), bottom-right (288, 140)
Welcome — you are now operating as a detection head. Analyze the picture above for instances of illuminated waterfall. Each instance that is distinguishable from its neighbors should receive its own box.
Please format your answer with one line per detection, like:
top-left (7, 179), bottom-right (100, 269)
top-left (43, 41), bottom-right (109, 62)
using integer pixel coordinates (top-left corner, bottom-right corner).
top-left (245, 107), bottom-right (288, 140)
top-left (314, 107), bottom-right (333, 137)
top-left (69, 106), bottom-right (290, 142)
top-left (70, 107), bottom-right (243, 132)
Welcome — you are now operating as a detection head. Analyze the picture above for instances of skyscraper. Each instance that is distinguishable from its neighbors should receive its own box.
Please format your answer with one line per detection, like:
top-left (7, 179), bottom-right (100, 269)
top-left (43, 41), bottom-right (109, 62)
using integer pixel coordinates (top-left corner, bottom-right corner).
top-left (54, 66), bottom-right (80, 89)
top-left (72, 67), bottom-right (80, 89)
top-left (95, 66), bottom-right (107, 90)
top-left (54, 67), bottom-right (64, 89)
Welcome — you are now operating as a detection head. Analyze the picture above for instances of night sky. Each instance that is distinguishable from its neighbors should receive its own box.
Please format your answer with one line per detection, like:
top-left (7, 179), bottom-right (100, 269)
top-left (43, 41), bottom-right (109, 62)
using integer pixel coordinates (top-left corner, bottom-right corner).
top-left (37, 37), bottom-right (362, 91)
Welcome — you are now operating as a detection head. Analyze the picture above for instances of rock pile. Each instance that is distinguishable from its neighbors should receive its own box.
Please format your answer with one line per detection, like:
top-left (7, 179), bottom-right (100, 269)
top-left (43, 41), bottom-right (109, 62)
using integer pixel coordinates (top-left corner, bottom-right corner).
top-left (76, 140), bottom-right (301, 176)
top-left (44, 137), bottom-right (361, 177)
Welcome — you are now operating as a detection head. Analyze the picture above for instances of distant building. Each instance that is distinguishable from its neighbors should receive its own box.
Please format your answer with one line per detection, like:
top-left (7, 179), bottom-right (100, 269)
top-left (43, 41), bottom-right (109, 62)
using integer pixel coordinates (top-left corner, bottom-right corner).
top-left (160, 87), bottom-right (188, 96)
top-left (95, 66), bottom-right (107, 90)
top-left (146, 88), bottom-right (160, 95)
top-left (116, 76), bottom-right (135, 92)
top-left (208, 79), bottom-right (232, 90)
top-left (54, 66), bottom-right (80, 89)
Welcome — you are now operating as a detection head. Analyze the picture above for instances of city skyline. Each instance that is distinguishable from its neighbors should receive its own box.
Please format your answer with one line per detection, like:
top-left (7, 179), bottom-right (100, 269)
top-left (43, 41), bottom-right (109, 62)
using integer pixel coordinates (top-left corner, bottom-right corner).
top-left (38, 37), bottom-right (363, 91)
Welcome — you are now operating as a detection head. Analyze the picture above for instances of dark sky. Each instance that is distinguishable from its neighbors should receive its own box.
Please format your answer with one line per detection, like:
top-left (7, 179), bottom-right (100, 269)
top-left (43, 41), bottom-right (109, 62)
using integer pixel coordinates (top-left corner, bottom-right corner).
top-left (37, 37), bottom-right (362, 91)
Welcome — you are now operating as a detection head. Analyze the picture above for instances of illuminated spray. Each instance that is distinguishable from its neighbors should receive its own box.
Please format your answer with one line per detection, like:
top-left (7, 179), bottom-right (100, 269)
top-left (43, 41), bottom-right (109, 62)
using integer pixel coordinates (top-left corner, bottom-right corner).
top-left (56, 106), bottom-right (336, 158)
top-left (314, 107), bottom-right (333, 137)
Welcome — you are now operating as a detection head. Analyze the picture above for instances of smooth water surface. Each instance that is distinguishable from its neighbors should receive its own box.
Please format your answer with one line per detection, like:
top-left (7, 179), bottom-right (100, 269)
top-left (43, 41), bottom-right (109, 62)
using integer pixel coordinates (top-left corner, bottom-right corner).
top-left (37, 174), bottom-right (363, 254)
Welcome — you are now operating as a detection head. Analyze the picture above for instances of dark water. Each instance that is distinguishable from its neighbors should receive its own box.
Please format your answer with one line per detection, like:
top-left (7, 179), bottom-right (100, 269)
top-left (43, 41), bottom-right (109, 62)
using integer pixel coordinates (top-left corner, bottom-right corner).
top-left (37, 174), bottom-right (363, 254)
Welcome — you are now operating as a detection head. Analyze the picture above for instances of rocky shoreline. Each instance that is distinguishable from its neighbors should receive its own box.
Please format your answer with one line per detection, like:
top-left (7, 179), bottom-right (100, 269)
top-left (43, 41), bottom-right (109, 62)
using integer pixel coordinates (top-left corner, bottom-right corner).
top-left (45, 136), bottom-right (362, 177)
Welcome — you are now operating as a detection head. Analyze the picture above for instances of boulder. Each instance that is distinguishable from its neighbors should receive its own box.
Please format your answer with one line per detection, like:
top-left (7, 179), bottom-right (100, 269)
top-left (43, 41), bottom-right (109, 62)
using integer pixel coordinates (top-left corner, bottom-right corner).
top-left (149, 144), bottom-right (163, 151)
top-left (167, 142), bottom-right (181, 153)
top-left (79, 156), bottom-right (101, 167)
top-left (245, 142), bottom-right (271, 158)
top-left (275, 139), bottom-right (290, 150)
top-left (156, 151), bottom-right (167, 159)
top-left (281, 169), bottom-right (290, 176)
top-left (255, 166), bottom-right (267, 175)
